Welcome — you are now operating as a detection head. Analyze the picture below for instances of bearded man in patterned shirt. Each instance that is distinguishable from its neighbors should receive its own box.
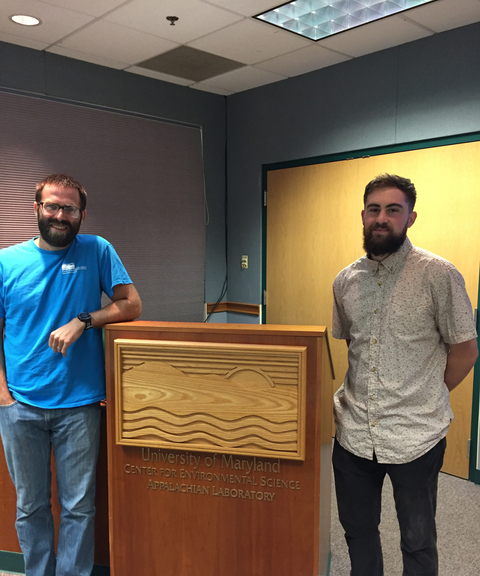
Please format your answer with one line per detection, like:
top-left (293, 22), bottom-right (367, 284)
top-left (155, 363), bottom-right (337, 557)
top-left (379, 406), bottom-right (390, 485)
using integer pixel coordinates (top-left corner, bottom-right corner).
top-left (332, 174), bottom-right (478, 576)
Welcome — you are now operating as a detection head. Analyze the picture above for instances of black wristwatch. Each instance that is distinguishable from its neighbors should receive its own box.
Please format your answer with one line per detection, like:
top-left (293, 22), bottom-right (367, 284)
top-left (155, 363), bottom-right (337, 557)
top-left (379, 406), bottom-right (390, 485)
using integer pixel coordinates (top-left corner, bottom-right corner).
top-left (77, 312), bottom-right (93, 330)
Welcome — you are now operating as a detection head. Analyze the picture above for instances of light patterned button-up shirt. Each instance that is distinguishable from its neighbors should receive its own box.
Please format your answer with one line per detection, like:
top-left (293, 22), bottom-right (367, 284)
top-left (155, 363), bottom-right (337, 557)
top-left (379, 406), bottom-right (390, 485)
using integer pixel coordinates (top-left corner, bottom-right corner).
top-left (332, 237), bottom-right (477, 464)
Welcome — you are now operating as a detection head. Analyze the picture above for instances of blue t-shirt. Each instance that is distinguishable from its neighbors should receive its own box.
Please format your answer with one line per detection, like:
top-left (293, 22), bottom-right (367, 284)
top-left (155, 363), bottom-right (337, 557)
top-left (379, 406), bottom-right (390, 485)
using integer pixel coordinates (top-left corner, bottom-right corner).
top-left (0, 235), bottom-right (132, 408)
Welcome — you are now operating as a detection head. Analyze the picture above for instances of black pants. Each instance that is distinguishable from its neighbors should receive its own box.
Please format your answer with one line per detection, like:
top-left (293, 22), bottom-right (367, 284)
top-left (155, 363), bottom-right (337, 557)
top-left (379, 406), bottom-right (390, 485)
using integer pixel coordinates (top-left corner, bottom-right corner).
top-left (332, 437), bottom-right (446, 576)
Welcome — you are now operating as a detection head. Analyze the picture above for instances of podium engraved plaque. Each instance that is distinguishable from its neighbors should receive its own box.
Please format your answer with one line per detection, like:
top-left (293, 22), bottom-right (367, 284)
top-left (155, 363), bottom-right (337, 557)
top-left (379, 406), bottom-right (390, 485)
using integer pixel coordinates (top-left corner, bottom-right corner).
top-left (114, 339), bottom-right (307, 460)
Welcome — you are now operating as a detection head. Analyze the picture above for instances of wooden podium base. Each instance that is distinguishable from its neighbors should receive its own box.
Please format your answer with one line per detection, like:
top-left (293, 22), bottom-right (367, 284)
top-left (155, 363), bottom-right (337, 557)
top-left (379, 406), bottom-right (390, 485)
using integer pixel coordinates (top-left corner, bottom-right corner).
top-left (104, 322), bottom-right (333, 576)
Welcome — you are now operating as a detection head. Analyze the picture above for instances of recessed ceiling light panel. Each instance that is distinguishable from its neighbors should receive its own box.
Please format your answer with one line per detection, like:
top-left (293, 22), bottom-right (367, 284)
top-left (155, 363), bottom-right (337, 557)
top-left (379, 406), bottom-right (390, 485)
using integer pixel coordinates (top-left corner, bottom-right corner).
top-left (255, 0), bottom-right (438, 41)
top-left (10, 14), bottom-right (42, 26)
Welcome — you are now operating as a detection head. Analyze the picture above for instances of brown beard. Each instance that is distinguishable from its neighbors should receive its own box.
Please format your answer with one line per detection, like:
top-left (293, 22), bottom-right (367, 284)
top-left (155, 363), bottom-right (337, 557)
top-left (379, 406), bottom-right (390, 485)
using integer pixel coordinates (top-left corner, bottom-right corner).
top-left (363, 221), bottom-right (408, 257)
top-left (37, 214), bottom-right (81, 248)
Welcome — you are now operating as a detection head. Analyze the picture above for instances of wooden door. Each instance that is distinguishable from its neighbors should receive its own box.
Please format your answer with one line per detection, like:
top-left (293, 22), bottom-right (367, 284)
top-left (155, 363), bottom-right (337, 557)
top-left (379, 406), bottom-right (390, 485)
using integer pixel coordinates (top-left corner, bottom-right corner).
top-left (266, 142), bottom-right (480, 478)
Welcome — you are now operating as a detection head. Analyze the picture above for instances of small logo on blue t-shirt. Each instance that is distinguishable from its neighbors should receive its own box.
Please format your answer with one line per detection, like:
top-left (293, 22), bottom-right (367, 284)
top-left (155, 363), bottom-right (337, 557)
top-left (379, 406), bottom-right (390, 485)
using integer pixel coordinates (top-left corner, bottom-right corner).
top-left (62, 263), bottom-right (86, 274)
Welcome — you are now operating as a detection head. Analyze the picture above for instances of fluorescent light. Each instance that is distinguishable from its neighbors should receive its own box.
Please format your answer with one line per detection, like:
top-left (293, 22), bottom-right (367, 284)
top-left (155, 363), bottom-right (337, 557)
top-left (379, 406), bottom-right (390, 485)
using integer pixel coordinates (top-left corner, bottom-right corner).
top-left (10, 14), bottom-right (41, 26)
top-left (256, 0), bottom-right (438, 41)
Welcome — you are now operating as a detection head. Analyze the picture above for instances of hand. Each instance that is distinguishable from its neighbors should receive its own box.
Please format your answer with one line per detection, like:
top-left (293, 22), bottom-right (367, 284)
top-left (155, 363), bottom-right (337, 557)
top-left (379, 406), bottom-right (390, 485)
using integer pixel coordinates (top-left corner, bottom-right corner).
top-left (49, 318), bottom-right (85, 357)
top-left (0, 389), bottom-right (15, 406)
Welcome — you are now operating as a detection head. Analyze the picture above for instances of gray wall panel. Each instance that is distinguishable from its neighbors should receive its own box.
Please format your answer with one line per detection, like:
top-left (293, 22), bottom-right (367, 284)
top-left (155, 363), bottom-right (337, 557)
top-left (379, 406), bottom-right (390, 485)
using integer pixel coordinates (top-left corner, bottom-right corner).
top-left (228, 49), bottom-right (399, 166)
top-left (396, 23), bottom-right (480, 142)
top-left (0, 42), bottom-right (46, 93)
top-left (226, 49), bottom-right (400, 305)
top-left (45, 52), bottom-right (125, 110)
top-left (225, 22), bottom-right (480, 307)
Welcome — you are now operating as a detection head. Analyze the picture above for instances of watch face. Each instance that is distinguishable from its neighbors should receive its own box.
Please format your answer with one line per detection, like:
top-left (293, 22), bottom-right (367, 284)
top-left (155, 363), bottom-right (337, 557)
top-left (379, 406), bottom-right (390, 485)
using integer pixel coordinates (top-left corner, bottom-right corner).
top-left (78, 313), bottom-right (92, 328)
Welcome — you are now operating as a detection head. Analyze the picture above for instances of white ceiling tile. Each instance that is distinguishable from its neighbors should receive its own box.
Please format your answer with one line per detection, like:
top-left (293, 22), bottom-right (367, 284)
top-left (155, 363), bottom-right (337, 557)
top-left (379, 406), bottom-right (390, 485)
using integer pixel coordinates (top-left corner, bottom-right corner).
top-left (0, 0), bottom-right (94, 44)
top-left (319, 15), bottom-right (433, 58)
top-left (256, 45), bottom-right (351, 77)
top-left (47, 45), bottom-right (128, 69)
top-left (37, 0), bottom-right (128, 18)
top-left (188, 18), bottom-right (311, 65)
top-left (199, 65), bottom-right (286, 93)
top-left (190, 82), bottom-right (235, 96)
top-left (126, 65), bottom-right (195, 85)
top-left (104, 0), bottom-right (243, 43)
top-left (403, 0), bottom-right (480, 33)
top-left (202, 0), bottom-right (281, 17)
top-left (57, 20), bottom-right (179, 65)
top-left (0, 31), bottom-right (48, 50)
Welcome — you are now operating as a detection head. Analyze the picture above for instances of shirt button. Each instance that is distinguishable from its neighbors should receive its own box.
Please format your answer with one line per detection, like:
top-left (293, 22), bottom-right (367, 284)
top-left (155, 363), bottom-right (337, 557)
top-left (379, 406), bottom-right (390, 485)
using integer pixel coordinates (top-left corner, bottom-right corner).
top-left (378, 281), bottom-right (382, 286)
top-left (374, 309), bottom-right (379, 314)
top-left (390, 267), bottom-right (394, 272)
top-left (371, 394), bottom-right (375, 400)
top-left (371, 422), bottom-right (376, 427)
top-left (371, 367), bottom-right (376, 372)
top-left (372, 338), bottom-right (377, 344)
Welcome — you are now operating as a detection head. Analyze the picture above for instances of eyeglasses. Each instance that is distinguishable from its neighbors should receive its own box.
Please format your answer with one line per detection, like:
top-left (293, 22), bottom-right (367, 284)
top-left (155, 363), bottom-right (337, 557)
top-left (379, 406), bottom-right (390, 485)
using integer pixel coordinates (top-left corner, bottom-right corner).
top-left (39, 202), bottom-right (82, 219)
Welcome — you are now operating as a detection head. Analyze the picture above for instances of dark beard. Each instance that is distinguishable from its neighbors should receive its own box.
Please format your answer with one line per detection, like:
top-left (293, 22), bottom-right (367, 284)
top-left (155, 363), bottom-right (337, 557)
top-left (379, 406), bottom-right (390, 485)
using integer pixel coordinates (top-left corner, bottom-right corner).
top-left (363, 222), bottom-right (408, 257)
top-left (37, 215), bottom-right (81, 248)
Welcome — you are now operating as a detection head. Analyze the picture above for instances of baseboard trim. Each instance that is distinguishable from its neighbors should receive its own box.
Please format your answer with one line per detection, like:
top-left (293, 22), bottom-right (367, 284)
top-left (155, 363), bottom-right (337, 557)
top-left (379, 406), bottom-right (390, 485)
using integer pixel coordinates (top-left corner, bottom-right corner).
top-left (0, 551), bottom-right (23, 574)
top-left (0, 551), bottom-right (109, 575)
top-left (324, 547), bottom-right (332, 575)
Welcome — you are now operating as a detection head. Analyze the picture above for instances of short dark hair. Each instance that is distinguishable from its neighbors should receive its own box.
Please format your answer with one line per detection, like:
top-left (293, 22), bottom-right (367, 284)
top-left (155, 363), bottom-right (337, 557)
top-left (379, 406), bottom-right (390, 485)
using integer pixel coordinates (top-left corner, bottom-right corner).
top-left (364, 174), bottom-right (416, 212)
top-left (35, 174), bottom-right (87, 211)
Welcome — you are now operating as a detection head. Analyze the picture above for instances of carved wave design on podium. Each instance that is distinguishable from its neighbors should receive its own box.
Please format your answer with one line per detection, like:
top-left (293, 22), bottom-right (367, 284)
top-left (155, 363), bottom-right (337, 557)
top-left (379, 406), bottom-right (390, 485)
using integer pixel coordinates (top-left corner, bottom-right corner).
top-left (121, 359), bottom-right (299, 452)
top-left (123, 411), bottom-right (297, 451)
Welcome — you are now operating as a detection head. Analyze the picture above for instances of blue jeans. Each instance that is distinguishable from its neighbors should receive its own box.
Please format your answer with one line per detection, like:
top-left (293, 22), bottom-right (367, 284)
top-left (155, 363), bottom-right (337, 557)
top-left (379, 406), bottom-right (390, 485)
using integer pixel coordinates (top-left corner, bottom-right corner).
top-left (0, 400), bottom-right (101, 576)
top-left (333, 437), bottom-right (446, 576)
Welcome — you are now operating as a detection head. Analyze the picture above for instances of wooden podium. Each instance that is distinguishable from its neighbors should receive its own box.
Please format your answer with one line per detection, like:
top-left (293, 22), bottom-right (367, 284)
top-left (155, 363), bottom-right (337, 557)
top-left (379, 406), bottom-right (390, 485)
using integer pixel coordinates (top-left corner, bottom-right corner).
top-left (104, 321), bottom-right (334, 576)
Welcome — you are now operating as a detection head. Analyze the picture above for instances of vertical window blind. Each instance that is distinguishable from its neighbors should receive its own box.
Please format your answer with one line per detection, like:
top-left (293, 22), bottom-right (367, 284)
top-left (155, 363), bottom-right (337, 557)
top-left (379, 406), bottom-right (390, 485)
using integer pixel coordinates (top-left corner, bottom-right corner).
top-left (0, 90), bottom-right (206, 321)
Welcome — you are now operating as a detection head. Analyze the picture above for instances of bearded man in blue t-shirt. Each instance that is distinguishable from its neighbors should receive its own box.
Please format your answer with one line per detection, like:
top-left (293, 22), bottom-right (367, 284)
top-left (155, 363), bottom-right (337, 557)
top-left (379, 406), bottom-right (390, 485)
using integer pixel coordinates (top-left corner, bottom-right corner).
top-left (0, 174), bottom-right (142, 576)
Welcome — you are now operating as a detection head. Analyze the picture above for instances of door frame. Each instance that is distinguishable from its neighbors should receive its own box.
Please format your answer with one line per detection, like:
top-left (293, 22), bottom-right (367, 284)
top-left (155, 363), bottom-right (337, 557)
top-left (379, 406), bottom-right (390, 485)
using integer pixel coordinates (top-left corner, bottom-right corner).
top-left (469, 278), bottom-right (480, 484)
top-left (261, 131), bottom-right (480, 482)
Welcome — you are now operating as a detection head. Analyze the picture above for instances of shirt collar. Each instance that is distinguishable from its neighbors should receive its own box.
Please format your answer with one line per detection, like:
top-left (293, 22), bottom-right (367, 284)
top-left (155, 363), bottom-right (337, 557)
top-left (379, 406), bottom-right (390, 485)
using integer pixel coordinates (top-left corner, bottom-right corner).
top-left (365, 237), bottom-right (412, 275)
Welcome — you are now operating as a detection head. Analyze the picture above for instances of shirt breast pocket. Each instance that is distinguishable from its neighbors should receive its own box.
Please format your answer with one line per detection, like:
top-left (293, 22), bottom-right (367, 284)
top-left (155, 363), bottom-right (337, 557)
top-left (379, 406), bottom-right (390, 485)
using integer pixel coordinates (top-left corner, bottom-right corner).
top-left (388, 299), bottom-right (435, 339)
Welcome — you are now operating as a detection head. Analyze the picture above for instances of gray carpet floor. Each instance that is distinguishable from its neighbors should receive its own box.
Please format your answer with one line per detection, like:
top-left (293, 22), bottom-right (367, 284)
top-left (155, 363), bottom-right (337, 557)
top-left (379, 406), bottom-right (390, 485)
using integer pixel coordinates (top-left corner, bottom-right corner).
top-left (1, 471), bottom-right (479, 575)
